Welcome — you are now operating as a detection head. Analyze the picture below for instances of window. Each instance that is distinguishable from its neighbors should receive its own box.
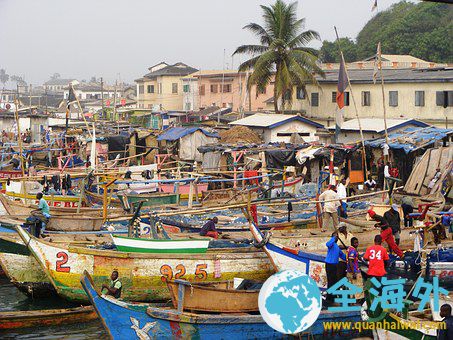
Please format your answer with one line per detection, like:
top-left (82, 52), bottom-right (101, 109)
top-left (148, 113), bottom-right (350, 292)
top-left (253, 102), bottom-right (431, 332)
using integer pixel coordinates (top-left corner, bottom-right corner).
top-left (311, 92), bottom-right (319, 107)
top-left (389, 91), bottom-right (398, 107)
top-left (277, 132), bottom-right (310, 137)
top-left (172, 83), bottom-right (178, 94)
top-left (199, 85), bottom-right (205, 96)
top-left (436, 91), bottom-right (453, 107)
top-left (331, 92), bottom-right (337, 103)
top-left (147, 85), bottom-right (154, 93)
top-left (415, 91), bottom-right (425, 107)
top-left (158, 83), bottom-right (162, 94)
top-left (210, 84), bottom-right (218, 93)
top-left (138, 85), bottom-right (144, 94)
top-left (185, 102), bottom-right (191, 111)
top-left (344, 92), bottom-right (350, 106)
top-left (296, 87), bottom-right (305, 100)
top-left (183, 84), bottom-right (190, 93)
top-left (362, 91), bottom-right (371, 106)
top-left (222, 84), bottom-right (231, 93)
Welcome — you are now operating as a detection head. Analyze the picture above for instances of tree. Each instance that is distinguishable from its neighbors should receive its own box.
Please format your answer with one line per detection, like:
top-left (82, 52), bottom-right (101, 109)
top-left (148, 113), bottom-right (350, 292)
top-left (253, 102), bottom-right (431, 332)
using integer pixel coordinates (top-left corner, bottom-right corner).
top-left (50, 73), bottom-right (61, 80)
top-left (319, 38), bottom-right (358, 63)
top-left (233, 0), bottom-right (324, 113)
top-left (10, 75), bottom-right (27, 86)
top-left (0, 69), bottom-right (9, 86)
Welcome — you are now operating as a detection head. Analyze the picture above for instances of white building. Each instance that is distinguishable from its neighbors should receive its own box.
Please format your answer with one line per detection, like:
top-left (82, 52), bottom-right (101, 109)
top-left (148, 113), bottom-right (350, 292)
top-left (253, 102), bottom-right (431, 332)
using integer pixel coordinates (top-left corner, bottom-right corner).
top-left (230, 113), bottom-right (324, 143)
top-left (327, 118), bottom-right (430, 144)
top-left (63, 84), bottom-right (119, 101)
top-left (181, 77), bottom-right (199, 112)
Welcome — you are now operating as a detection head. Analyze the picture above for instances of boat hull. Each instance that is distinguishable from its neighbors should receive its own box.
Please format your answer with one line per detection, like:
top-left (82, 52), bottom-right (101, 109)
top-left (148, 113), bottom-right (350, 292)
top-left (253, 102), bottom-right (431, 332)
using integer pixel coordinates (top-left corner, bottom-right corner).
top-left (111, 235), bottom-right (210, 254)
top-left (81, 272), bottom-right (365, 339)
top-left (0, 306), bottom-right (97, 330)
top-left (0, 236), bottom-right (55, 298)
top-left (117, 192), bottom-right (178, 209)
top-left (16, 226), bottom-right (273, 303)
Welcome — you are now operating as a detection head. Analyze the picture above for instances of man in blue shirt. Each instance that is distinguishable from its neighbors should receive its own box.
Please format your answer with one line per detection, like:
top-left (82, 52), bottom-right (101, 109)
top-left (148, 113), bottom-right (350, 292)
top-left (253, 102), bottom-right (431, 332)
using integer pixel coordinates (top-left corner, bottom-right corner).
top-left (325, 231), bottom-right (346, 306)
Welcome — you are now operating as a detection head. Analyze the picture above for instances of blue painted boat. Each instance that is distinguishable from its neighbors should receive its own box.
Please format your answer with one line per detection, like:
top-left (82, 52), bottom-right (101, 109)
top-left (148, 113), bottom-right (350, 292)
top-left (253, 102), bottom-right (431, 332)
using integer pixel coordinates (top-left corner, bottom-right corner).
top-left (249, 222), bottom-right (328, 290)
top-left (81, 271), bottom-right (365, 339)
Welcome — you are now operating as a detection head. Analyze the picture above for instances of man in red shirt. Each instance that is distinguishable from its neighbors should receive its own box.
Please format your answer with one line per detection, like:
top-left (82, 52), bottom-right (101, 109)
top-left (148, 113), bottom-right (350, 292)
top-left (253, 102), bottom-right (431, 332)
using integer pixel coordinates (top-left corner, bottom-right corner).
top-left (364, 235), bottom-right (390, 278)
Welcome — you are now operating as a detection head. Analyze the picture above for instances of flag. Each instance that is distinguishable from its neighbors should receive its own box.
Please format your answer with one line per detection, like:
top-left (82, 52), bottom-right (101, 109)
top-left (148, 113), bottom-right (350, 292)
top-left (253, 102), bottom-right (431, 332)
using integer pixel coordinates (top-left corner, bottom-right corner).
top-left (372, 42), bottom-right (381, 84)
top-left (371, 0), bottom-right (378, 11)
top-left (335, 57), bottom-right (348, 141)
top-left (66, 85), bottom-right (77, 109)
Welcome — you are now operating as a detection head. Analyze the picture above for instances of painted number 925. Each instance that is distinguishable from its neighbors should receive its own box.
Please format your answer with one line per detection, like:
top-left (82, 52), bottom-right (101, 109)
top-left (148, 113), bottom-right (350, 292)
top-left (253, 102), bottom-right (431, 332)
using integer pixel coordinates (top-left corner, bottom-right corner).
top-left (160, 264), bottom-right (207, 282)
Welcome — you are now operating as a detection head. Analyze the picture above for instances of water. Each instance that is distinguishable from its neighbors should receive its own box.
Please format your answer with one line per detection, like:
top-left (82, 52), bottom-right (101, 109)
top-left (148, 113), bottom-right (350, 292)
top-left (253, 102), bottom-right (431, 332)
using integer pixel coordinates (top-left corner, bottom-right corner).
top-left (0, 276), bottom-right (107, 339)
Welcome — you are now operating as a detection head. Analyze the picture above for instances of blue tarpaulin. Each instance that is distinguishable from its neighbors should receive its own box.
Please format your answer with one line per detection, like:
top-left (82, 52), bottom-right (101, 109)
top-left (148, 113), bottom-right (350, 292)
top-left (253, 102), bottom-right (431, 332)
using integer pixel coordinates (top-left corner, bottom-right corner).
top-left (157, 127), bottom-right (219, 141)
top-left (365, 127), bottom-right (452, 154)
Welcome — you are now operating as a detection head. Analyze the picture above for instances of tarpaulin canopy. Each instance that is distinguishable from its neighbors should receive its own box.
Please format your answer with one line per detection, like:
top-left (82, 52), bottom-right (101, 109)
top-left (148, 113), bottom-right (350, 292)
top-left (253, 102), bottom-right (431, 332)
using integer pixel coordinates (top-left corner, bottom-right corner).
top-left (157, 127), bottom-right (219, 141)
top-left (365, 127), bottom-right (453, 154)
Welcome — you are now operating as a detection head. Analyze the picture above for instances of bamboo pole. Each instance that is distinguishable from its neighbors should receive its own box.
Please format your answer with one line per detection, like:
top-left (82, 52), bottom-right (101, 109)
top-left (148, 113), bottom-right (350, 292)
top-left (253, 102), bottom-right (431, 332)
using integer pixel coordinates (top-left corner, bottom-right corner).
top-left (334, 27), bottom-right (369, 177)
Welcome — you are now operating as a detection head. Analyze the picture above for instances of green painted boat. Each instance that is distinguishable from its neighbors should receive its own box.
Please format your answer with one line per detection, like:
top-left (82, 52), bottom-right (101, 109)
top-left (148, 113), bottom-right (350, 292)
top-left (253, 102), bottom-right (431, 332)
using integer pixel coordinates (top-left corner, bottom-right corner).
top-left (111, 235), bottom-right (210, 253)
top-left (116, 192), bottom-right (179, 209)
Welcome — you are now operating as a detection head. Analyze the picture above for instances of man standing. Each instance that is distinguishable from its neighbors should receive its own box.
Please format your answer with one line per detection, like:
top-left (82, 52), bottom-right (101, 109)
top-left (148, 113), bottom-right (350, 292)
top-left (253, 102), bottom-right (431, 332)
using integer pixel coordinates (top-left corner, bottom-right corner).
top-left (325, 231), bottom-right (346, 306)
top-left (347, 237), bottom-right (363, 300)
top-left (337, 178), bottom-right (348, 219)
top-left (319, 185), bottom-right (340, 231)
top-left (384, 204), bottom-right (402, 246)
top-left (337, 223), bottom-right (354, 281)
top-left (437, 304), bottom-right (453, 340)
top-left (102, 270), bottom-right (122, 298)
top-left (363, 235), bottom-right (389, 280)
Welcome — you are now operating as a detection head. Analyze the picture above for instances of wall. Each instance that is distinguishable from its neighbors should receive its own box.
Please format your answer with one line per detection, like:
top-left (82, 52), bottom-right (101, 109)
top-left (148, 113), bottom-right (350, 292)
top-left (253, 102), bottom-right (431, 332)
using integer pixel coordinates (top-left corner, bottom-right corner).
top-left (197, 74), bottom-right (273, 112)
top-left (262, 121), bottom-right (319, 143)
top-left (291, 82), bottom-right (453, 123)
top-left (137, 75), bottom-right (186, 111)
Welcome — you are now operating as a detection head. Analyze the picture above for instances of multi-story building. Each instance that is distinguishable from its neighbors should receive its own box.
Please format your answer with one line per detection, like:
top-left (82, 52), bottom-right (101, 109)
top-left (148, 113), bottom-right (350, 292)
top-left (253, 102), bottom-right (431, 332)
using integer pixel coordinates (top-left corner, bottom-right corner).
top-left (284, 67), bottom-right (453, 127)
top-left (135, 62), bottom-right (198, 111)
top-left (193, 70), bottom-right (274, 112)
top-left (63, 83), bottom-right (119, 100)
top-left (43, 78), bottom-right (77, 93)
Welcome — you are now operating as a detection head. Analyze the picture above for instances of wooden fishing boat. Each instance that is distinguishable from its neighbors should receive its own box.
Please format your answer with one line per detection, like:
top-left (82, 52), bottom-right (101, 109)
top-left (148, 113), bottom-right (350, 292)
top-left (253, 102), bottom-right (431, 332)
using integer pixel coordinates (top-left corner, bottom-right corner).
top-left (111, 235), bottom-right (209, 253)
top-left (117, 191), bottom-right (179, 209)
top-left (249, 221), bottom-right (328, 290)
top-left (160, 182), bottom-right (208, 199)
top-left (0, 193), bottom-right (123, 216)
top-left (0, 306), bottom-right (97, 330)
top-left (167, 279), bottom-right (259, 313)
top-left (84, 188), bottom-right (122, 207)
top-left (0, 234), bottom-right (55, 297)
top-left (371, 313), bottom-right (438, 340)
top-left (5, 190), bottom-right (84, 208)
top-left (16, 225), bottom-right (273, 302)
top-left (0, 169), bottom-right (22, 179)
top-left (81, 271), bottom-right (366, 339)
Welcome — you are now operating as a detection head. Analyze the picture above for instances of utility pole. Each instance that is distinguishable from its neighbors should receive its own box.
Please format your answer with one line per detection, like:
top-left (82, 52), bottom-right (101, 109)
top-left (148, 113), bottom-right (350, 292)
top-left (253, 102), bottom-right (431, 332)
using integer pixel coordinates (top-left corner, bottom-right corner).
top-left (218, 49), bottom-right (226, 124)
top-left (101, 77), bottom-right (104, 119)
top-left (29, 84), bottom-right (32, 114)
top-left (45, 85), bottom-right (48, 114)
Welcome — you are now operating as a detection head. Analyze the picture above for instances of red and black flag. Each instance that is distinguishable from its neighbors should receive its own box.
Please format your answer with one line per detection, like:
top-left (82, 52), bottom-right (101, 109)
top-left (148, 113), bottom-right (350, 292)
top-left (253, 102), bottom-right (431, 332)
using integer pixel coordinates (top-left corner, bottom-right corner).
top-left (335, 58), bottom-right (348, 141)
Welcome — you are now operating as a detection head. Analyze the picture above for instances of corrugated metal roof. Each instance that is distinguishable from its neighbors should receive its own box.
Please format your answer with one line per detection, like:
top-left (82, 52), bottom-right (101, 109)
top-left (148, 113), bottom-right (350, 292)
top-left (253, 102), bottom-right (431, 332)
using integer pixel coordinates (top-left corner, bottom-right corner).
top-left (157, 127), bottom-right (219, 141)
top-left (230, 113), bottom-right (323, 129)
top-left (327, 118), bottom-right (429, 133)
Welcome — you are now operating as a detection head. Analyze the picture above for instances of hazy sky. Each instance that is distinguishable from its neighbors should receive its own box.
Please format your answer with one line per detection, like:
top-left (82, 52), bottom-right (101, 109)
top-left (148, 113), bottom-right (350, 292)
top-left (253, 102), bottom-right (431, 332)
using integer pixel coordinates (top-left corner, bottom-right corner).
top-left (0, 0), bottom-right (411, 86)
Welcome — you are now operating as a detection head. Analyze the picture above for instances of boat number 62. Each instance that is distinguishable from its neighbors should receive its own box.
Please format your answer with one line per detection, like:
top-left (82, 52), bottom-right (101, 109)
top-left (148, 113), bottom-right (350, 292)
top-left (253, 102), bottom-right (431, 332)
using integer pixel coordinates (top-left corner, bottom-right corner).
top-left (56, 251), bottom-right (71, 272)
top-left (160, 264), bottom-right (207, 282)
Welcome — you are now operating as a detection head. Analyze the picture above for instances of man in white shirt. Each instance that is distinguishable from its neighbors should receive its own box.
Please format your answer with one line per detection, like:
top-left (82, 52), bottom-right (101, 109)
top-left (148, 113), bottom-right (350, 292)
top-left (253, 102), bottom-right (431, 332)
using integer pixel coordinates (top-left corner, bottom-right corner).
top-left (364, 175), bottom-right (377, 191)
top-left (319, 185), bottom-right (340, 231)
top-left (337, 178), bottom-right (348, 219)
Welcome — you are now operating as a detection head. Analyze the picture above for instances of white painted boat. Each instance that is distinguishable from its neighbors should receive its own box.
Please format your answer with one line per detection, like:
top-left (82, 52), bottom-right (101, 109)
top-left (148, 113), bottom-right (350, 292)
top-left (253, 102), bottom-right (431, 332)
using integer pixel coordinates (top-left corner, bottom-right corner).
top-left (111, 235), bottom-right (210, 253)
top-left (249, 221), bottom-right (327, 290)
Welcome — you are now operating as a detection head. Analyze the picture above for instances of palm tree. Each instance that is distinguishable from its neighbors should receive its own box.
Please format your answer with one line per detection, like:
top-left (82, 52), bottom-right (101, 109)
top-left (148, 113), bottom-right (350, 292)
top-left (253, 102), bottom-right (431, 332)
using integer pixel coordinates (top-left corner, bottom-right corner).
top-left (234, 0), bottom-right (324, 113)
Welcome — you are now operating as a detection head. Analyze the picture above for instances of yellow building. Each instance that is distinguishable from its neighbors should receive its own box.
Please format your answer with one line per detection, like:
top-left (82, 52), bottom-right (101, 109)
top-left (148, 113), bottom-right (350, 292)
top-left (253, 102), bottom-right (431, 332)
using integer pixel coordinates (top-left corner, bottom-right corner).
top-left (286, 67), bottom-right (453, 127)
top-left (136, 62), bottom-right (198, 111)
